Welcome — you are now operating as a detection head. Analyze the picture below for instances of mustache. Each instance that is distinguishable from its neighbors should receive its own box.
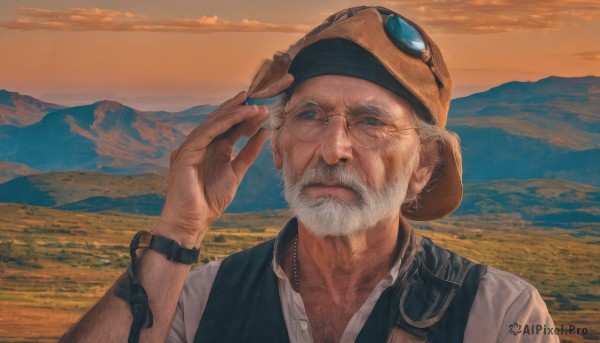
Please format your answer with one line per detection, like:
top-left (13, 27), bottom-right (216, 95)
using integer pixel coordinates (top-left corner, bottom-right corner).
top-left (294, 162), bottom-right (369, 200)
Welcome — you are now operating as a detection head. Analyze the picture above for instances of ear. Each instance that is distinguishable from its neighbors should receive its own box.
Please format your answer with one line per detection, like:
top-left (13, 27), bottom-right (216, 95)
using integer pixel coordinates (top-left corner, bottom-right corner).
top-left (271, 131), bottom-right (283, 169)
top-left (408, 141), bottom-right (439, 195)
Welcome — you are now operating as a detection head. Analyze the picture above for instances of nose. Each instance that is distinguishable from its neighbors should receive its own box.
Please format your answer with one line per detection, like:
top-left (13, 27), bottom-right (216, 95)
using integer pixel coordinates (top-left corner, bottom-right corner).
top-left (318, 115), bottom-right (353, 165)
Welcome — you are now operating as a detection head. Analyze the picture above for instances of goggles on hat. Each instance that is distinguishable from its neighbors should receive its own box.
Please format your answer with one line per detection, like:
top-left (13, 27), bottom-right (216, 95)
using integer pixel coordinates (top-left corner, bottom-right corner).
top-left (311, 7), bottom-right (428, 55)
top-left (247, 6), bottom-right (443, 106)
top-left (306, 6), bottom-right (444, 88)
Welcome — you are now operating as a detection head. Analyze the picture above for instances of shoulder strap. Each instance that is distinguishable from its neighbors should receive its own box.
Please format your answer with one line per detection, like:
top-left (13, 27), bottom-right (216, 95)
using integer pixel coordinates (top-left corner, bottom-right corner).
top-left (427, 262), bottom-right (487, 342)
top-left (194, 239), bottom-right (290, 343)
top-left (394, 236), bottom-right (487, 342)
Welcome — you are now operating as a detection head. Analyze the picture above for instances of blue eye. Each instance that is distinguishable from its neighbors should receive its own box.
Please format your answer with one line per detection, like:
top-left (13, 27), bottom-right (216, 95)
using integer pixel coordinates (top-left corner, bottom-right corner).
top-left (295, 110), bottom-right (320, 120)
top-left (359, 117), bottom-right (386, 127)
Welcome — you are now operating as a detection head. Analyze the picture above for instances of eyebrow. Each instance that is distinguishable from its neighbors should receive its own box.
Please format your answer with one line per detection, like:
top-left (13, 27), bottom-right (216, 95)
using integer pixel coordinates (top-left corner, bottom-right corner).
top-left (348, 104), bottom-right (393, 120)
top-left (284, 98), bottom-right (321, 113)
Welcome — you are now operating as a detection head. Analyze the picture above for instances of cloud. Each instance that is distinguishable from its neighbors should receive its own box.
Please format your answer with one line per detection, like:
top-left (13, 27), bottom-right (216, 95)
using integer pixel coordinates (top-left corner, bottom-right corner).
top-left (379, 0), bottom-right (600, 34)
top-left (3, 2), bottom-right (600, 35)
top-left (0, 7), bottom-right (310, 33)
top-left (568, 51), bottom-right (600, 62)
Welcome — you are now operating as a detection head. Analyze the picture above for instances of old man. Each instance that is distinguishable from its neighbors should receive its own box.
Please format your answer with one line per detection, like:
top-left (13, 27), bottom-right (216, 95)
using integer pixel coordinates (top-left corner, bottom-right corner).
top-left (61, 6), bottom-right (556, 343)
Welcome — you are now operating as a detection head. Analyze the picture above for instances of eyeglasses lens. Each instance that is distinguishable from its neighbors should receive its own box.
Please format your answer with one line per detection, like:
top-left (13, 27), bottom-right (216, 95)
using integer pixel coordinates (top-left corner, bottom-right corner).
top-left (284, 107), bottom-right (400, 148)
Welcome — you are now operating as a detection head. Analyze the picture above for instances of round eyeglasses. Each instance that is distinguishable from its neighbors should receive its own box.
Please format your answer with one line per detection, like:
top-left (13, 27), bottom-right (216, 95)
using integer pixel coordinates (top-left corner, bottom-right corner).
top-left (279, 102), bottom-right (417, 148)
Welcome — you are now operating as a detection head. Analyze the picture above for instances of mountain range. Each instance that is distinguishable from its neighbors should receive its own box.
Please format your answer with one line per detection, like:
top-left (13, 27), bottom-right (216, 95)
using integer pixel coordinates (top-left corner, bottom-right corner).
top-left (446, 76), bottom-right (599, 186)
top-left (0, 89), bottom-right (65, 126)
top-left (0, 99), bottom-right (217, 174)
top-left (0, 76), bottom-right (598, 227)
top-left (38, 93), bottom-right (208, 112)
top-left (0, 101), bottom-right (179, 173)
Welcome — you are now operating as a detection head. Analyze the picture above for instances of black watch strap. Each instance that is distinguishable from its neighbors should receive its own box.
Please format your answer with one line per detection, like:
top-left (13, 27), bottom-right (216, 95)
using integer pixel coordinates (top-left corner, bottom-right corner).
top-left (125, 231), bottom-right (200, 343)
top-left (136, 231), bottom-right (200, 264)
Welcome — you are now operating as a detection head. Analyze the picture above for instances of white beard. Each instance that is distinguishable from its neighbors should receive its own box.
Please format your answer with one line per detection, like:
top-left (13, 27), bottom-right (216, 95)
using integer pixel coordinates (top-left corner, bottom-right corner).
top-left (282, 154), bottom-right (417, 237)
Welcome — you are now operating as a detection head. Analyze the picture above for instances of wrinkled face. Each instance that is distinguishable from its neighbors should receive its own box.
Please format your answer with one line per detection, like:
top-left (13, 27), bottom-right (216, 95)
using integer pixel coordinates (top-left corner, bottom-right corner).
top-left (273, 75), bottom-right (426, 236)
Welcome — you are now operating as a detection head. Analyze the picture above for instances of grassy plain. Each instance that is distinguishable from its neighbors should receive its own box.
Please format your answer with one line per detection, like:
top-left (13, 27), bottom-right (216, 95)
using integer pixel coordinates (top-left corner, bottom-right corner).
top-left (0, 204), bottom-right (598, 342)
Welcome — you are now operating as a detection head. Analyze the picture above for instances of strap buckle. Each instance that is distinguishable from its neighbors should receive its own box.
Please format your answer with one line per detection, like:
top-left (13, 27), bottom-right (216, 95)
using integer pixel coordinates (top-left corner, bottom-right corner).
top-left (137, 231), bottom-right (153, 249)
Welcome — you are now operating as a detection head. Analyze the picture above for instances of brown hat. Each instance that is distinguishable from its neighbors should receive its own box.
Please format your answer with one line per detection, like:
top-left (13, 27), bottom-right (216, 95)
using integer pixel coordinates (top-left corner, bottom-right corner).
top-left (248, 6), bottom-right (463, 221)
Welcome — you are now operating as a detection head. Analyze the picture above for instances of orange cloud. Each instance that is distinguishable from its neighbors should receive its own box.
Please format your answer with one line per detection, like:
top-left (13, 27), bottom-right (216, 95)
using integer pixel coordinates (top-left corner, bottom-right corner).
top-left (3, 2), bottom-right (600, 35)
top-left (0, 7), bottom-right (310, 33)
top-left (568, 51), bottom-right (600, 62)
top-left (381, 0), bottom-right (600, 34)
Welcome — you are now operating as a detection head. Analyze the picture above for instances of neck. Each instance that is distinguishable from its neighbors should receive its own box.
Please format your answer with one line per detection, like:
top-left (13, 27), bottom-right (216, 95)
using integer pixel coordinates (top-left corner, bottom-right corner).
top-left (295, 213), bottom-right (402, 303)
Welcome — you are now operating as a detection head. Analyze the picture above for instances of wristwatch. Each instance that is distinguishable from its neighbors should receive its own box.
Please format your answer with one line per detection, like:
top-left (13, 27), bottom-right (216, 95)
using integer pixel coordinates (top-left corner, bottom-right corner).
top-left (131, 230), bottom-right (200, 264)
top-left (125, 231), bottom-right (200, 342)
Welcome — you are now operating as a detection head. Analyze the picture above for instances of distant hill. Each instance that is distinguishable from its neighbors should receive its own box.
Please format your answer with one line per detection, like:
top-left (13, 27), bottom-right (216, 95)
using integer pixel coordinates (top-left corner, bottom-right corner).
top-left (0, 171), bottom-right (166, 207)
top-left (450, 76), bottom-right (599, 121)
top-left (0, 163), bottom-right (284, 215)
top-left (448, 76), bottom-right (600, 150)
top-left (449, 126), bottom-right (600, 186)
top-left (455, 179), bottom-right (600, 228)
top-left (0, 89), bottom-right (65, 126)
top-left (0, 170), bottom-right (597, 229)
top-left (57, 194), bottom-right (165, 215)
top-left (146, 104), bottom-right (217, 135)
top-left (39, 93), bottom-right (206, 112)
top-left (0, 100), bottom-right (184, 173)
top-left (0, 162), bottom-right (39, 183)
top-left (446, 76), bottom-right (600, 186)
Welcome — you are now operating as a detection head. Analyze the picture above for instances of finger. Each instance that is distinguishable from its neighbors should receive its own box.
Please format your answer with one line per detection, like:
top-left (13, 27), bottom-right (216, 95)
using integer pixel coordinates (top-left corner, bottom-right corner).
top-left (218, 91), bottom-right (247, 111)
top-left (224, 106), bottom-right (268, 145)
top-left (231, 128), bottom-right (269, 182)
top-left (185, 92), bottom-right (246, 141)
top-left (206, 106), bottom-right (267, 162)
top-left (248, 73), bottom-right (294, 99)
top-left (198, 93), bottom-right (253, 131)
top-left (182, 105), bottom-right (262, 152)
top-left (186, 104), bottom-right (259, 142)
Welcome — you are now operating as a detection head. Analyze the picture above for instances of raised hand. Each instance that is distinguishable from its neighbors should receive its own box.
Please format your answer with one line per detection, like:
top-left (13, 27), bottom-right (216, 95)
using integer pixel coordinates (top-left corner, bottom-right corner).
top-left (153, 74), bottom-right (293, 248)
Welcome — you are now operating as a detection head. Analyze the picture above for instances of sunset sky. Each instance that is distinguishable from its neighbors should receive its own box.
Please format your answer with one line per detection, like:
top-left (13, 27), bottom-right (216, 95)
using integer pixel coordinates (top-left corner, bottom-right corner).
top-left (1, 0), bottom-right (599, 108)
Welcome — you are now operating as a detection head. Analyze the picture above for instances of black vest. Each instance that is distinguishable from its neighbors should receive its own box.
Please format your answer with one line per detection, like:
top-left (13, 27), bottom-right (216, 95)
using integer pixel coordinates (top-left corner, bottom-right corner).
top-left (194, 226), bottom-right (486, 343)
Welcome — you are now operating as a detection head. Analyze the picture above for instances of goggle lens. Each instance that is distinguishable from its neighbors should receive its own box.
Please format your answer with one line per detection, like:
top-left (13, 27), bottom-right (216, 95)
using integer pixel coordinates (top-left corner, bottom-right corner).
top-left (384, 14), bottom-right (427, 56)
